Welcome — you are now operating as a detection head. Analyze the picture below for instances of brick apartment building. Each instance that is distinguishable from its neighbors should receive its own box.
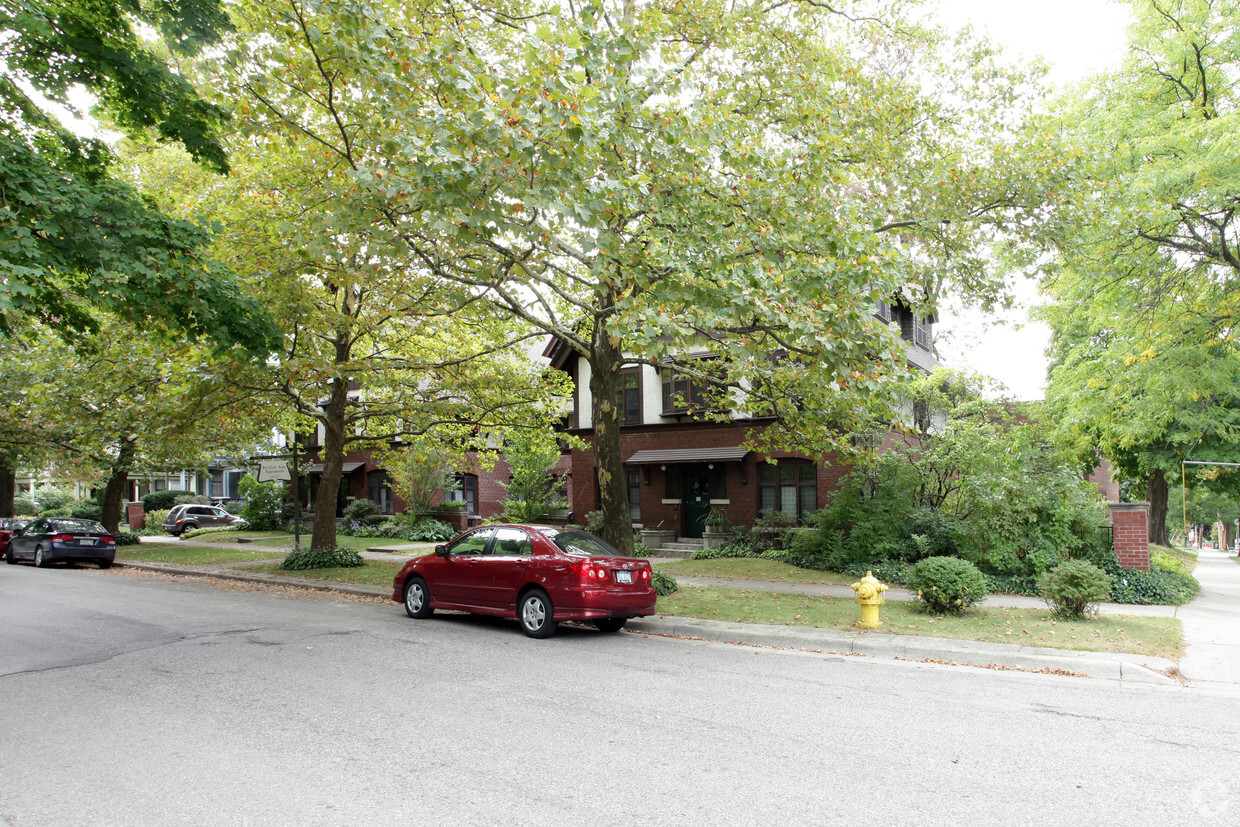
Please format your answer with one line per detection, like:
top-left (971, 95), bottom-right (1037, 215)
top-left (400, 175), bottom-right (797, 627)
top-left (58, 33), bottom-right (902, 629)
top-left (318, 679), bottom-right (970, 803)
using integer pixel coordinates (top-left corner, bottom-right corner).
top-left (544, 301), bottom-right (938, 540)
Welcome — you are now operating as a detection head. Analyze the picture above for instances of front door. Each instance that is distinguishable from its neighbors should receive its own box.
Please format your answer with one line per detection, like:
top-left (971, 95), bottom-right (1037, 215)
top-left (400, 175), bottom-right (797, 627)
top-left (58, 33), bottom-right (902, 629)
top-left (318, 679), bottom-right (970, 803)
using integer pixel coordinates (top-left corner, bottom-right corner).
top-left (683, 464), bottom-right (712, 539)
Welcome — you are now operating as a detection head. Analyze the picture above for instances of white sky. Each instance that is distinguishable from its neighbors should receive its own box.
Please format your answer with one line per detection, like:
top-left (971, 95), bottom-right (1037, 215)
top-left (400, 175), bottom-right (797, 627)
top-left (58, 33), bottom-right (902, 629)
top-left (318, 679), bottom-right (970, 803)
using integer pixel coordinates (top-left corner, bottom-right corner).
top-left (929, 0), bottom-right (1133, 400)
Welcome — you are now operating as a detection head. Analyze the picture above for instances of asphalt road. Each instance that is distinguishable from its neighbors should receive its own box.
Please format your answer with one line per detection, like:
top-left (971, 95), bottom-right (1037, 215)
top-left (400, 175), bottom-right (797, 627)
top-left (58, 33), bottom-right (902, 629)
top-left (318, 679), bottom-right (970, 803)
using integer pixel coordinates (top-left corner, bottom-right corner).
top-left (3, 564), bottom-right (1239, 826)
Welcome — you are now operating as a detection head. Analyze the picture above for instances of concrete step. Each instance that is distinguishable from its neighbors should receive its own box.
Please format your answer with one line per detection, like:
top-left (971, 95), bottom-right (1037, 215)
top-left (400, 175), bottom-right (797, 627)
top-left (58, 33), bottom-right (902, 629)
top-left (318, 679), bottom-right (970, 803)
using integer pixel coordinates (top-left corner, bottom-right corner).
top-left (650, 538), bottom-right (705, 559)
top-left (651, 547), bottom-right (696, 559)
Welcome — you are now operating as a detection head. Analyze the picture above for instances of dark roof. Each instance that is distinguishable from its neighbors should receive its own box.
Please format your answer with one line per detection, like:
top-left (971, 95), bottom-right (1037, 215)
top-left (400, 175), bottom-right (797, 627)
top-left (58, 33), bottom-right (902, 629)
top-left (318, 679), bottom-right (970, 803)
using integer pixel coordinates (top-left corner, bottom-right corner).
top-left (625, 447), bottom-right (749, 465)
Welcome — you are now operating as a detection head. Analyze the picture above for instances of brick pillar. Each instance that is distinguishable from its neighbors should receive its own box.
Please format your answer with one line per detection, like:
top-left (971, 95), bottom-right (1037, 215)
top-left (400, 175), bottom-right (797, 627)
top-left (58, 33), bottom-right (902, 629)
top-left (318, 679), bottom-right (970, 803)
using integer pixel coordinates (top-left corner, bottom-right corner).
top-left (1108, 502), bottom-right (1150, 571)
top-left (125, 501), bottom-right (145, 531)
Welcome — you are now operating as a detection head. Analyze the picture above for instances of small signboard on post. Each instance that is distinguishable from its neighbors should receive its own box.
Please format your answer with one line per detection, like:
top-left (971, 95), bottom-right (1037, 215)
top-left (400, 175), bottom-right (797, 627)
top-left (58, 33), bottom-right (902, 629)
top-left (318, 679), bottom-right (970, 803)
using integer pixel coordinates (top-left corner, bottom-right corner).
top-left (257, 460), bottom-right (291, 482)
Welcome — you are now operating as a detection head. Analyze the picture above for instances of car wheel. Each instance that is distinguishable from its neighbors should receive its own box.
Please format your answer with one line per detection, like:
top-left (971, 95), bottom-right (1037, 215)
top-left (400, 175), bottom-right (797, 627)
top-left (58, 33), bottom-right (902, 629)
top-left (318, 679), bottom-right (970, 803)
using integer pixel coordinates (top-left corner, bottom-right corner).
top-left (518, 589), bottom-right (557, 639)
top-left (4, 543), bottom-right (14, 564)
top-left (180, 523), bottom-right (198, 535)
top-left (97, 559), bottom-right (113, 570)
top-left (403, 577), bottom-right (434, 619)
top-left (34, 545), bottom-right (48, 568)
top-left (593, 617), bottom-right (627, 633)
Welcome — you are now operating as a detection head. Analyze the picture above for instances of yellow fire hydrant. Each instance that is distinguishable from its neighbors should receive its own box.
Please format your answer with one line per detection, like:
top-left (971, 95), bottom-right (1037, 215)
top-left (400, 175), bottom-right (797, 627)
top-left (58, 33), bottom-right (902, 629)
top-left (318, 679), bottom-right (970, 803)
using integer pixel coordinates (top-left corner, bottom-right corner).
top-left (850, 571), bottom-right (889, 629)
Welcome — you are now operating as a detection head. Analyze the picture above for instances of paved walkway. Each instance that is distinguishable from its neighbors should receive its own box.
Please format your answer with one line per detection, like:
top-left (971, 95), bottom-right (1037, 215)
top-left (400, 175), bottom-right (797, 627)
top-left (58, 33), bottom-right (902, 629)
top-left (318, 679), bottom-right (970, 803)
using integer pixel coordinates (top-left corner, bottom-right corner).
top-left (1175, 549), bottom-right (1240, 687)
top-left (124, 538), bottom-right (1240, 689)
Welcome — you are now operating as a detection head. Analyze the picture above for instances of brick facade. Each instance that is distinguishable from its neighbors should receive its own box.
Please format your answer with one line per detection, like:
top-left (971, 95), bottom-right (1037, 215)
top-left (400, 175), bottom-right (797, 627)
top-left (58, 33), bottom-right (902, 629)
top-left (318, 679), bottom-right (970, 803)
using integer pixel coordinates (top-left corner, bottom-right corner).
top-left (568, 420), bottom-right (853, 535)
top-left (1108, 501), bottom-right (1151, 571)
top-left (302, 448), bottom-right (572, 524)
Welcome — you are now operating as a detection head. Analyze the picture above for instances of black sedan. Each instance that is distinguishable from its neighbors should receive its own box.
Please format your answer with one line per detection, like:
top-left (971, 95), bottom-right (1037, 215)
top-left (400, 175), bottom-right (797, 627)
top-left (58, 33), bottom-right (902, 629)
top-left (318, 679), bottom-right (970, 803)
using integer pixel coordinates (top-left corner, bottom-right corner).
top-left (5, 517), bottom-right (117, 569)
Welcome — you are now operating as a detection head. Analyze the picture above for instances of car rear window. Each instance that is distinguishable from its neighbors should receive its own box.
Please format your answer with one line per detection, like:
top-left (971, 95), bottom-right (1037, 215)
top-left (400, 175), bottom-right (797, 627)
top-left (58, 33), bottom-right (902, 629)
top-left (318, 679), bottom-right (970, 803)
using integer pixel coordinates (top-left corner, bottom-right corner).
top-left (52, 519), bottom-right (107, 533)
top-left (544, 529), bottom-right (623, 558)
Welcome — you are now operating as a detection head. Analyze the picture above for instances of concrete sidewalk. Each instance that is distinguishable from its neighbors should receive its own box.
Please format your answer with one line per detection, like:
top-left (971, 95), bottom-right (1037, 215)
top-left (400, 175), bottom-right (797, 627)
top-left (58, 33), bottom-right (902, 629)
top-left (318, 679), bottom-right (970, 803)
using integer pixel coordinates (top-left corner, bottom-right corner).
top-left (1175, 549), bottom-right (1240, 688)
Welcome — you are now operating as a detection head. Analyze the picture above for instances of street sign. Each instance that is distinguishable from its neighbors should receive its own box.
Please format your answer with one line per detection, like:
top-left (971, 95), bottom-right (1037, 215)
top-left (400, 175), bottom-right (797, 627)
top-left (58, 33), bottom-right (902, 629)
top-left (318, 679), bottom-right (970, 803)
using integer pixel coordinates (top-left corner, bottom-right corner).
top-left (258, 460), bottom-right (291, 481)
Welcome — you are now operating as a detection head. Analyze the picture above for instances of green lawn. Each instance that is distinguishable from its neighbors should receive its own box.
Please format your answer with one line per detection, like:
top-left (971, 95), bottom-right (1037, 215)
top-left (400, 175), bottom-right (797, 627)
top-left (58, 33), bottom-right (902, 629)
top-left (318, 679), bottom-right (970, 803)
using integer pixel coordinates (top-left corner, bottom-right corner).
top-left (655, 557), bottom-right (854, 585)
top-left (119, 546), bottom-right (283, 565)
top-left (173, 530), bottom-right (417, 552)
top-left (657, 585), bottom-right (1183, 659)
top-left (242, 560), bottom-right (404, 588)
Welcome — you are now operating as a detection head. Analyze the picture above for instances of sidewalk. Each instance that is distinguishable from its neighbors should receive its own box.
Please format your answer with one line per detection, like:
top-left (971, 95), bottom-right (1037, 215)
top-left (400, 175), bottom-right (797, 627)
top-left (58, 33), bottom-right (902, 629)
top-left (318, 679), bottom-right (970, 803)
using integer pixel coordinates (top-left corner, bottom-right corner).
top-left (1175, 549), bottom-right (1240, 687)
top-left (116, 541), bottom-right (1240, 690)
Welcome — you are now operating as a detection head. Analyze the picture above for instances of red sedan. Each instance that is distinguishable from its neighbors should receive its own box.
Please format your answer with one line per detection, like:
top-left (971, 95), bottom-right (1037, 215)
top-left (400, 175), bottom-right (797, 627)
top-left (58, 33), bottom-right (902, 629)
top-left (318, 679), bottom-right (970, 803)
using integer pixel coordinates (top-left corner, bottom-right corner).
top-left (391, 524), bottom-right (656, 638)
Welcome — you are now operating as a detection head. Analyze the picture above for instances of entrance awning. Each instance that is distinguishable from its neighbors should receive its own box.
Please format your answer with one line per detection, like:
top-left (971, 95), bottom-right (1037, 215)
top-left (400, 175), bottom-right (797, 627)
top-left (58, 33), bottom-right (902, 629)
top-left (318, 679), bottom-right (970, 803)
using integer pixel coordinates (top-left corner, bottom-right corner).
top-left (625, 447), bottom-right (749, 465)
top-left (305, 462), bottom-right (366, 474)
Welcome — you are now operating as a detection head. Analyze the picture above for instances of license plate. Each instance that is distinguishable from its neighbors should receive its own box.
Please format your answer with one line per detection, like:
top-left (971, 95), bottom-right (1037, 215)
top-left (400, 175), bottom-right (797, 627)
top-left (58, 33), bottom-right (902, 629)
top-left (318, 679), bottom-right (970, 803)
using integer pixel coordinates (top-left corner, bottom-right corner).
top-left (615, 570), bottom-right (633, 584)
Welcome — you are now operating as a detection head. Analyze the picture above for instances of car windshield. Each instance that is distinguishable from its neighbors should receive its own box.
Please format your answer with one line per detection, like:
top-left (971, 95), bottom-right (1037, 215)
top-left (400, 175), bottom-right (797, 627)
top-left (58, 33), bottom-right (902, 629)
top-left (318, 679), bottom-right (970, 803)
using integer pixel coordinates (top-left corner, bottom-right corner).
top-left (542, 529), bottom-right (623, 558)
top-left (52, 519), bottom-right (107, 533)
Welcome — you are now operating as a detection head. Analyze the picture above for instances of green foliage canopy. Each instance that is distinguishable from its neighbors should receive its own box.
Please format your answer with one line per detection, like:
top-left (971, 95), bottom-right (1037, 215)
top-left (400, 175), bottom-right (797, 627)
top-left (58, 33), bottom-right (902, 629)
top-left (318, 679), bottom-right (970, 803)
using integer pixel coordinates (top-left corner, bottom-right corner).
top-left (0, 0), bottom-right (279, 351)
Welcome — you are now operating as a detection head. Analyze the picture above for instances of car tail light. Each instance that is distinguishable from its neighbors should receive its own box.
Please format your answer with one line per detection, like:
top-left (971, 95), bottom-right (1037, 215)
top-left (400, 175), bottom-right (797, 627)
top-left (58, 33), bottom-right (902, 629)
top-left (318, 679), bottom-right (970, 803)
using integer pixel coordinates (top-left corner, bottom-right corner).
top-left (51, 533), bottom-right (74, 543)
top-left (574, 560), bottom-right (609, 581)
top-left (640, 568), bottom-right (651, 580)
top-left (102, 536), bottom-right (115, 544)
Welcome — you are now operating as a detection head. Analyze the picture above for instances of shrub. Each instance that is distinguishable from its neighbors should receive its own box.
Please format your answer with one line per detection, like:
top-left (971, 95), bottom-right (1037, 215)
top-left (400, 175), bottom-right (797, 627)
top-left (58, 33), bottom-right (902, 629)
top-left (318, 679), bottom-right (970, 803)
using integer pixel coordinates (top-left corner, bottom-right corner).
top-left (904, 556), bottom-right (988, 615)
top-left (145, 509), bottom-right (170, 531)
top-left (1111, 566), bottom-right (1200, 605)
top-left (113, 531), bottom-right (141, 546)
top-left (1039, 559), bottom-right (1112, 619)
top-left (983, 573), bottom-right (1040, 596)
top-left (33, 484), bottom-right (76, 512)
top-left (281, 546), bottom-right (364, 570)
top-left (143, 490), bottom-right (195, 512)
top-left (630, 540), bottom-right (651, 558)
top-left (652, 569), bottom-right (678, 596)
top-left (69, 499), bottom-right (103, 521)
top-left (173, 494), bottom-right (210, 505)
top-left (405, 518), bottom-right (454, 542)
top-left (237, 476), bottom-right (286, 531)
top-left (342, 498), bottom-right (379, 522)
top-left (12, 495), bottom-right (37, 516)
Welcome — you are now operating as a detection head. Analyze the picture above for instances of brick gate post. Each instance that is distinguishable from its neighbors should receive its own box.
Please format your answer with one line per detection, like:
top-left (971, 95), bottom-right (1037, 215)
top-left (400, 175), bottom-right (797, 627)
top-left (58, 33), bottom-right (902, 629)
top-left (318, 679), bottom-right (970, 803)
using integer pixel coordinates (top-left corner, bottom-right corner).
top-left (1108, 502), bottom-right (1151, 571)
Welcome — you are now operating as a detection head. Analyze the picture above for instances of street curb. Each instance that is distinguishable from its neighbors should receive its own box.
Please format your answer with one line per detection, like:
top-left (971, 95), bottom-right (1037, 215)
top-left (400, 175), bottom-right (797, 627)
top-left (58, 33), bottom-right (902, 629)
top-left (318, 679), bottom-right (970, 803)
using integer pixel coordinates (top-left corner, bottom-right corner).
top-left (626, 615), bottom-right (1179, 683)
top-left (114, 559), bottom-right (1180, 684)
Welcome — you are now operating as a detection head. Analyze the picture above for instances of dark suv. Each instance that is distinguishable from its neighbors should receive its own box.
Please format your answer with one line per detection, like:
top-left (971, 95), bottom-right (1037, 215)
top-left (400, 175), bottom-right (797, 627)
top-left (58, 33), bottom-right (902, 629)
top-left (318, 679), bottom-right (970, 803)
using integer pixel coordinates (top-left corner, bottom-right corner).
top-left (161, 504), bottom-right (247, 535)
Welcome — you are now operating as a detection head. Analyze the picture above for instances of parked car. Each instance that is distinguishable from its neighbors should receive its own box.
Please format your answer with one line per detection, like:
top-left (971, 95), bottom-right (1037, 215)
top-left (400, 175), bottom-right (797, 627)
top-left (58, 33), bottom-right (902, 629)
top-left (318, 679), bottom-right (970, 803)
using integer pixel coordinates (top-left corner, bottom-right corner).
top-left (161, 504), bottom-right (247, 535)
top-left (0, 517), bottom-right (30, 549)
top-left (391, 524), bottom-right (656, 638)
top-left (5, 517), bottom-right (116, 568)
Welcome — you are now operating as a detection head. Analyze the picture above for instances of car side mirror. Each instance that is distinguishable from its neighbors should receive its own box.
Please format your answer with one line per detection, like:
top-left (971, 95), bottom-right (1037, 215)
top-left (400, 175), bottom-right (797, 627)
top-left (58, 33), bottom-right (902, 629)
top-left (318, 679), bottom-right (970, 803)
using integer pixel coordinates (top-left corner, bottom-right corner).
top-left (434, 545), bottom-right (448, 557)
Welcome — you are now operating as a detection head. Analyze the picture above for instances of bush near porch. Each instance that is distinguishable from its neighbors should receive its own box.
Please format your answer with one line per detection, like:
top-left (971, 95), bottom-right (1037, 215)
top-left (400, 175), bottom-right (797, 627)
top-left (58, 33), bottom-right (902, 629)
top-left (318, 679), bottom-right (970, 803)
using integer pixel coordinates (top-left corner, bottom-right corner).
top-left (693, 371), bottom-right (1199, 606)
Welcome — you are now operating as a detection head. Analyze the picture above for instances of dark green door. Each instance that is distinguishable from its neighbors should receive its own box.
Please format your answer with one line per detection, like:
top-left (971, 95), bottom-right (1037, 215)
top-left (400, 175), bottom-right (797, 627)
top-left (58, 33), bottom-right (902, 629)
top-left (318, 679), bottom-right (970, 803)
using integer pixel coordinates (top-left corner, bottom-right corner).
top-left (683, 464), bottom-right (712, 539)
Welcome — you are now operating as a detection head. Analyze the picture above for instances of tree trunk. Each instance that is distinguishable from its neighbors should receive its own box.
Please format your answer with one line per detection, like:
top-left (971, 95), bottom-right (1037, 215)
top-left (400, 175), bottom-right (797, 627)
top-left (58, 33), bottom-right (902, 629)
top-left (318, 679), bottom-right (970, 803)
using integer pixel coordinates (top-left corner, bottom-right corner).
top-left (100, 437), bottom-right (135, 534)
top-left (588, 312), bottom-right (633, 554)
top-left (1146, 468), bottom-right (1169, 546)
top-left (0, 456), bottom-right (14, 518)
top-left (310, 374), bottom-right (349, 552)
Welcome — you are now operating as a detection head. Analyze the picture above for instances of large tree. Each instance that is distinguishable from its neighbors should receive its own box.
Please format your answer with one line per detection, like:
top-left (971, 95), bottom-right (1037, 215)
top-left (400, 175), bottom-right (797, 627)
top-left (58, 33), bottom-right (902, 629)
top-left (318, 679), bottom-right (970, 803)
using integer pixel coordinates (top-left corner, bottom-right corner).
top-left (136, 115), bottom-right (571, 552)
top-left (204, 0), bottom-right (1062, 552)
top-left (0, 0), bottom-right (278, 351)
top-left (0, 321), bottom-right (275, 532)
top-left (1040, 0), bottom-right (1240, 544)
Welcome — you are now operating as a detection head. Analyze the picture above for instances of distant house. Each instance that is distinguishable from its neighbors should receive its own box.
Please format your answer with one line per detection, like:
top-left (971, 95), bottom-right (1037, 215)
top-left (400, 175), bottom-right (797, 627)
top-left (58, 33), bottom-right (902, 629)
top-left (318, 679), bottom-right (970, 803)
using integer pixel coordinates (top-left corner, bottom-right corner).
top-left (296, 432), bottom-right (571, 529)
top-left (544, 301), bottom-right (938, 542)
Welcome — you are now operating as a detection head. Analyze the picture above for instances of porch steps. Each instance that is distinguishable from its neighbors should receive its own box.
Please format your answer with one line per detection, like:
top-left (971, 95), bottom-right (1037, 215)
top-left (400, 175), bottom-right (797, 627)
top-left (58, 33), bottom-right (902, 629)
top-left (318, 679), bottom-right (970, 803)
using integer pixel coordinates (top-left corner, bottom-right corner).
top-left (650, 538), bottom-right (703, 559)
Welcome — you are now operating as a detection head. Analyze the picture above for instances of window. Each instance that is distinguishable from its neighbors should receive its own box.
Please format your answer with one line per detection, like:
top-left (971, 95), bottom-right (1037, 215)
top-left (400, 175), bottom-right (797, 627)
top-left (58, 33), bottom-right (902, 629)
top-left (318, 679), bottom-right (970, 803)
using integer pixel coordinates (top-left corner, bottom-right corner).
top-left (445, 473), bottom-right (479, 516)
top-left (618, 370), bottom-right (641, 425)
top-left (492, 527), bottom-right (532, 556)
top-left (626, 468), bottom-right (641, 521)
top-left (758, 461), bottom-right (817, 520)
top-left (876, 300), bottom-right (892, 322)
top-left (913, 316), bottom-right (932, 349)
top-left (446, 527), bottom-right (494, 555)
top-left (661, 365), bottom-right (715, 413)
top-left (368, 470), bottom-right (393, 514)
